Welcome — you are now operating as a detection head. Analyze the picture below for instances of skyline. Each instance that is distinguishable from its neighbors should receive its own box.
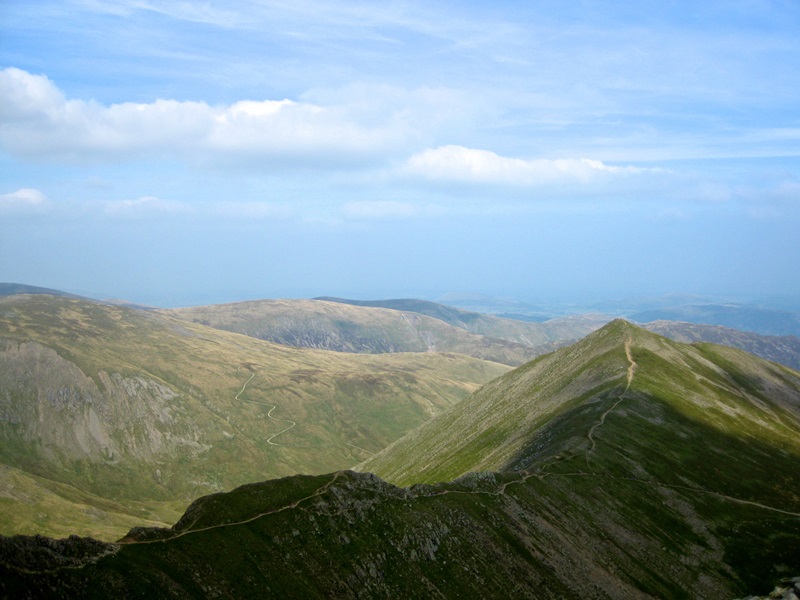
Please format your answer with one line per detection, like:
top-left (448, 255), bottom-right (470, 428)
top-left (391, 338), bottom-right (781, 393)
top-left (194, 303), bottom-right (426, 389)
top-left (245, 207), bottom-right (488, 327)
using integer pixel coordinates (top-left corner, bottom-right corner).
top-left (1, 1), bottom-right (799, 306)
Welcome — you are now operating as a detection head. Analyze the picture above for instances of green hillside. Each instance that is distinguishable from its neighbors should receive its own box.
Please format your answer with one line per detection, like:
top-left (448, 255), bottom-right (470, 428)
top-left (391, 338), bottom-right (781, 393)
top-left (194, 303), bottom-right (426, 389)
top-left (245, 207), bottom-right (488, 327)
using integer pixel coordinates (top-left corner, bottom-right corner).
top-left (0, 294), bottom-right (508, 539)
top-left (359, 320), bottom-right (800, 489)
top-left (2, 320), bottom-right (798, 598)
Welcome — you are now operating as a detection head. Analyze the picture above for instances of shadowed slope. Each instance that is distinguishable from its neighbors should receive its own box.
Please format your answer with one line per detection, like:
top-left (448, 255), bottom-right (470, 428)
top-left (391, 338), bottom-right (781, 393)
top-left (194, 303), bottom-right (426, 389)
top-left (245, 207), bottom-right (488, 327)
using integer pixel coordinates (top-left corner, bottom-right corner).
top-left (2, 464), bottom-right (798, 598)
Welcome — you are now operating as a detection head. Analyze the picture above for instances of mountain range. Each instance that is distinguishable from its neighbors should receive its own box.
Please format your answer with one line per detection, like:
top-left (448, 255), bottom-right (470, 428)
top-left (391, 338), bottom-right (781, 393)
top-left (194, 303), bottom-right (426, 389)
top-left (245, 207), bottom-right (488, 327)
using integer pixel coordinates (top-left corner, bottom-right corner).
top-left (161, 298), bottom-right (609, 367)
top-left (2, 319), bottom-right (798, 598)
top-left (163, 295), bottom-right (800, 372)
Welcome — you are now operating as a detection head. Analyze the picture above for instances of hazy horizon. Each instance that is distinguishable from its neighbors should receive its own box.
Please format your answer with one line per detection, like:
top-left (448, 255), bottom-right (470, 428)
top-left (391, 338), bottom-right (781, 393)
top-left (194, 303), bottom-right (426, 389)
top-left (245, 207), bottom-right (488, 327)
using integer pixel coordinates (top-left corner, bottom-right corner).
top-left (2, 2), bottom-right (798, 306)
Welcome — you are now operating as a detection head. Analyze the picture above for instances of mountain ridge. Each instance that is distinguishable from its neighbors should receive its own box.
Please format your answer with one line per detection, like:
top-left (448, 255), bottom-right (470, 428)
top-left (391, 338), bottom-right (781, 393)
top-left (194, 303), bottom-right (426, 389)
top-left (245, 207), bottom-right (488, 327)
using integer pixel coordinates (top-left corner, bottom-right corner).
top-left (2, 320), bottom-right (799, 597)
top-left (358, 320), bottom-right (800, 494)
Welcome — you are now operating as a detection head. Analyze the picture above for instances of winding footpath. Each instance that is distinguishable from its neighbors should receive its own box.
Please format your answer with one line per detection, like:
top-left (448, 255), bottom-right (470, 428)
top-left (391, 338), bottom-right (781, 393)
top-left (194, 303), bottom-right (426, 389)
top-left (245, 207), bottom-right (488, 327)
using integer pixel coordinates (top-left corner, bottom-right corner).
top-left (124, 471), bottom-right (344, 546)
top-left (233, 370), bottom-right (373, 456)
top-left (587, 340), bottom-right (637, 452)
top-left (234, 370), bottom-right (296, 445)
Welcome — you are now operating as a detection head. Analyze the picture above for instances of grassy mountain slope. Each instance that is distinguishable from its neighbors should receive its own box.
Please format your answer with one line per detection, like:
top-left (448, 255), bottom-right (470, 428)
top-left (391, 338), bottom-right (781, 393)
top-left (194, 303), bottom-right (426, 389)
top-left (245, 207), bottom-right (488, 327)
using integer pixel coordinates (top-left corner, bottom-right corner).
top-left (359, 321), bottom-right (800, 489)
top-left (2, 321), bottom-right (799, 597)
top-left (163, 298), bottom-right (546, 366)
top-left (0, 464), bottom-right (176, 541)
top-left (0, 294), bottom-right (508, 539)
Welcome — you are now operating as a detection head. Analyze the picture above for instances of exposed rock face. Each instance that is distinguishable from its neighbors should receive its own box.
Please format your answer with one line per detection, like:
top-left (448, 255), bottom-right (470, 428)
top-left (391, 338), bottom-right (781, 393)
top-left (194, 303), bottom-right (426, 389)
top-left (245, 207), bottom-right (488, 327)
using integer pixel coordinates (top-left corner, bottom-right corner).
top-left (0, 339), bottom-right (203, 464)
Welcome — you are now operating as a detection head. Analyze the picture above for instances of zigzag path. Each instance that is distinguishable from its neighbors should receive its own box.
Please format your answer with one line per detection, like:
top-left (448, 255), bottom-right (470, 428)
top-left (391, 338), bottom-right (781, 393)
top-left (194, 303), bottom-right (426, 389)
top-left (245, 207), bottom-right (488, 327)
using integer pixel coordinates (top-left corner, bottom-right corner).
top-left (233, 370), bottom-right (371, 455)
top-left (234, 371), bottom-right (296, 445)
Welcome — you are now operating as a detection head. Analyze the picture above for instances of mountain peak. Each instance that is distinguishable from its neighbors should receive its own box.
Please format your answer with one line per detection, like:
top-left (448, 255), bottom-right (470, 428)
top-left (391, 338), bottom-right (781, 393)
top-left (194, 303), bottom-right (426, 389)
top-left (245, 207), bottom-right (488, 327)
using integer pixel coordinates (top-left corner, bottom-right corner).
top-left (360, 322), bottom-right (800, 489)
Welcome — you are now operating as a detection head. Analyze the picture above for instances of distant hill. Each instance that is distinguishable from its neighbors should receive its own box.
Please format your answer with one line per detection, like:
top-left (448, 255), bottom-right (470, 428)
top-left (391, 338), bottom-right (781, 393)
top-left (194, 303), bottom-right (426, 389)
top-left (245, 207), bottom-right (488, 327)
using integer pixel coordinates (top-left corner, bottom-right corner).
top-left (0, 294), bottom-right (508, 540)
top-left (314, 296), bottom-right (485, 328)
top-left (0, 282), bottom-right (153, 310)
top-left (4, 321), bottom-right (799, 598)
top-left (168, 298), bottom-right (609, 363)
top-left (0, 282), bottom-right (82, 299)
top-left (315, 296), bottom-right (608, 344)
top-left (163, 299), bottom-right (562, 367)
top-left (643, 320), bottom-right (800, 371)
top-left (629, 303), bottom-right (800, 336)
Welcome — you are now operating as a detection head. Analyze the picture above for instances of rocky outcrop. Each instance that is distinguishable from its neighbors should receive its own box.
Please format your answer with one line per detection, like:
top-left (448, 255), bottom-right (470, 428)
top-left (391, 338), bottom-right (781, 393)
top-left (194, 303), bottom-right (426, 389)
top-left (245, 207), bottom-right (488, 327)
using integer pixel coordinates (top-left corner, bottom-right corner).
top-left (738, 577), bottom-right (800, 600)
top-left (2, 469), bottom-right (797, 599)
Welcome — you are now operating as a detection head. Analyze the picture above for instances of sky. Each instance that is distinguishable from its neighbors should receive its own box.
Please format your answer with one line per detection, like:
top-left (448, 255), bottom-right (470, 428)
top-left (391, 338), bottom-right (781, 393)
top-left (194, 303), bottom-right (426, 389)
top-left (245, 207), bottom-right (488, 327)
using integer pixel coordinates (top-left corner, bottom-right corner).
top-left (1, 1), bottom-right (799, 307)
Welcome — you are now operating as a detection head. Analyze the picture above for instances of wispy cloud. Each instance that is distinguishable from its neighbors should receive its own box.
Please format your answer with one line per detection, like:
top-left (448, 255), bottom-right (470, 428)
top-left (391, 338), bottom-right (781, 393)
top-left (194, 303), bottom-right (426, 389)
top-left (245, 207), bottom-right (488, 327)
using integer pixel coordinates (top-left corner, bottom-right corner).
top-left (209, 201), bottom-right (294, 220)
top-left (341, 200), bottom-right (442, 221)
top-left (402, 145), bottom-right (655, 186)
top-left (72, 0), bottom-right (241, 25)
top-left (102, 195), bottom-right (191, 218)
top-left (0, 188), bottom-right (48, 214)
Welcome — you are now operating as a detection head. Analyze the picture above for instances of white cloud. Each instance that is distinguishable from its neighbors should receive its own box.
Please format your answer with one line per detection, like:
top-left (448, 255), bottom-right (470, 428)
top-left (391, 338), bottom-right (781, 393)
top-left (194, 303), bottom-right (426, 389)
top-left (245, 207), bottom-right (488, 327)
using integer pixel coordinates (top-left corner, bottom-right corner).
top-left (0, 188), bottom-right (49, 213)
top-left (74, 0), bottom-right (241, 26)
top-left (102, 196), bottom-right (191, 218)
top-left (0, 68), bottom-right (408, 166)
top-left (402, 145), bottom-right (652, 186)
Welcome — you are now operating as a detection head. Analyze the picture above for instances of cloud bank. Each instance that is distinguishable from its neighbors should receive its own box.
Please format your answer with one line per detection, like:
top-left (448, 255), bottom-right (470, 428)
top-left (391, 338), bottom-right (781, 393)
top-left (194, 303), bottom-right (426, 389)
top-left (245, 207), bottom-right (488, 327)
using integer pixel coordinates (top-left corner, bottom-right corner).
top-left (0, 68), bottom-right (407, 166)
top-left (1, 67), bottom-right (659, 194)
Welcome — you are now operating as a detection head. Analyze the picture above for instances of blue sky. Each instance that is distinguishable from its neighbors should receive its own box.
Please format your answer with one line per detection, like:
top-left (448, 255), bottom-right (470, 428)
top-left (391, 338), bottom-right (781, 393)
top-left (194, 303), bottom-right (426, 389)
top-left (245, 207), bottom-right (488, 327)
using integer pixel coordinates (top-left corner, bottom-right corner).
top-left (1, 1), bottom-right (799, 306)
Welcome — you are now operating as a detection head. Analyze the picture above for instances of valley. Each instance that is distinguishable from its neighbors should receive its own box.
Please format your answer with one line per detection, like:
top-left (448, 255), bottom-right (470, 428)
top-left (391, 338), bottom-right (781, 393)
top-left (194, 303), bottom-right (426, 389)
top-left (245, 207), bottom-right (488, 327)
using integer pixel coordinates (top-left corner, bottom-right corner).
top-left (0, 293), bottom-right (508, 539)
top-left (0, 321), bottom-right (800, 599)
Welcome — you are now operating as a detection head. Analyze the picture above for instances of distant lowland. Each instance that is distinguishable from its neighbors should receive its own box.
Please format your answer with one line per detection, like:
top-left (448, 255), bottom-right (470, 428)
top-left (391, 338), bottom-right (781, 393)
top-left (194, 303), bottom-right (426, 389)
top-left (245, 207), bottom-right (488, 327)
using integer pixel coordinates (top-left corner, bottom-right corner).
top-left (1, 284), bottom-right (799, 598)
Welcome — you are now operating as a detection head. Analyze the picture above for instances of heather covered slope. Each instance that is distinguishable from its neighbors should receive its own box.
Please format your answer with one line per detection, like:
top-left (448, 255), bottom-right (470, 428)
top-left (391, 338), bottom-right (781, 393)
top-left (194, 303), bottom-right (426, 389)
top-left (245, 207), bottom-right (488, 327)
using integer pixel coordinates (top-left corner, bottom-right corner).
top-left (0, 294), bottom-right (508, 539)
